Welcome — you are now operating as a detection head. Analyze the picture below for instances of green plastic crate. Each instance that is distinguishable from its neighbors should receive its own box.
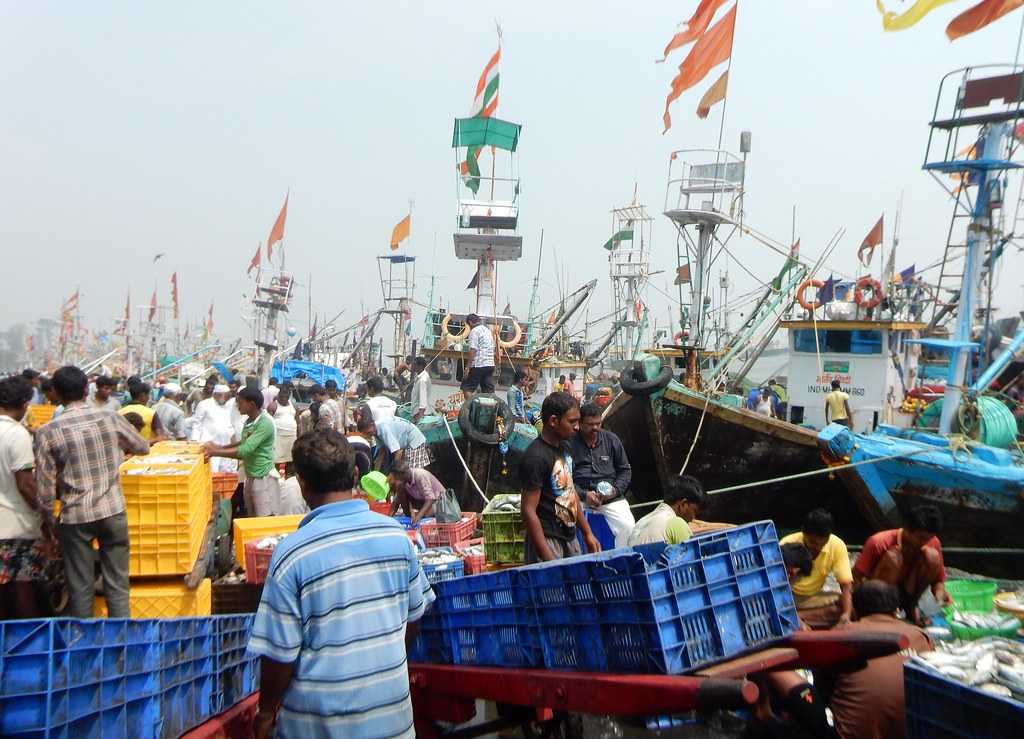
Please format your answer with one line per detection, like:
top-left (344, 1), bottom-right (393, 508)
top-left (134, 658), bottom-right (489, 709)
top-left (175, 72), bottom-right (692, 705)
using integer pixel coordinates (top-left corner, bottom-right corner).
top-left (482, 493), bottom-right (525, 564)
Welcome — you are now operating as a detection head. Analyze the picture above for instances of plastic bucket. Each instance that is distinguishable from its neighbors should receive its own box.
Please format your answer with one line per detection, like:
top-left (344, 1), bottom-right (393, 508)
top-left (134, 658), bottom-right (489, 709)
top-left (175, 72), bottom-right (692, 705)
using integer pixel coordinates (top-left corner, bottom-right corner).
top-left (945, 579), bottom-right (997, 613)
top-left (361, 471), bottom-right (390, 501)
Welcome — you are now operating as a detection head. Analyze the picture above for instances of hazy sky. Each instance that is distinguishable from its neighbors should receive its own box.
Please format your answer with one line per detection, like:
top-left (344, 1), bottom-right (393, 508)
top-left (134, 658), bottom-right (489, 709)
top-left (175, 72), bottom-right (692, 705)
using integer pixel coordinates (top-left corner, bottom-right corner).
top-left (3, 1), bottom-right (1023, 347)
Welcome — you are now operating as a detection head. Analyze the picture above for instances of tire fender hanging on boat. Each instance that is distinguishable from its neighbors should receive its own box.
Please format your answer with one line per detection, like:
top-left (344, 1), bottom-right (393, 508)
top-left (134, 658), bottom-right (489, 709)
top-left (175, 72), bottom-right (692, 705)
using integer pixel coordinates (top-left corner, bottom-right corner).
top-left (854, 276), bottom-right (883, 310)
top-left (796, 279), bottom-right (825, 311)
top-left (458, 396), bottom-right (515, 445)
top-left (620, 361), bottom-right (673, 396)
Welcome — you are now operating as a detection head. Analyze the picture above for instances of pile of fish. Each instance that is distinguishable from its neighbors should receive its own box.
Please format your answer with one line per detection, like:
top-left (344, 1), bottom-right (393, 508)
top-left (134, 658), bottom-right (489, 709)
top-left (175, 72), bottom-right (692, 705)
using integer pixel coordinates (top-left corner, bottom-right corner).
top-left (491, 495), bottom-right (521, 513)
top-left (418, 548), bottom-right (462, 567)
top-left (910, 637), bottom-right (1024, 700)
top-left (946, 610), bottom-right (1020, 631)
top-left (998, 591), bottom-right (1024, 612)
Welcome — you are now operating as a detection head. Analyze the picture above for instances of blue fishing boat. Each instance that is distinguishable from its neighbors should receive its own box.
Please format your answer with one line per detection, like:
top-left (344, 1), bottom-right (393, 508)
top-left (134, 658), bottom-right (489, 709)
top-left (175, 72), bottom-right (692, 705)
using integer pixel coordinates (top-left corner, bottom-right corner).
top-left (818, 65), bottom-right (1024, 573)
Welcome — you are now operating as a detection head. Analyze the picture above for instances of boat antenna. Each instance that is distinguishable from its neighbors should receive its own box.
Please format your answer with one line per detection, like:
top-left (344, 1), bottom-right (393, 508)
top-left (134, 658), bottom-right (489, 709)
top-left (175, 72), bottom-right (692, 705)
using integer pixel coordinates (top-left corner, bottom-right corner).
top-left (526, 228), bottom-right (544, 349)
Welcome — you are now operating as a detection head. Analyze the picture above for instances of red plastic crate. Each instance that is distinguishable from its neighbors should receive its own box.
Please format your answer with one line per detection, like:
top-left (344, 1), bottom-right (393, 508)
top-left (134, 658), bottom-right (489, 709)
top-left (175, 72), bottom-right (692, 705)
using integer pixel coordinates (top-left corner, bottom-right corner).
top-left (420, 514), bottom-right (477, 547)
top-left (243, 541), bottom-right (275, 584)
top-left (454, 537), bottom-right (486, 575)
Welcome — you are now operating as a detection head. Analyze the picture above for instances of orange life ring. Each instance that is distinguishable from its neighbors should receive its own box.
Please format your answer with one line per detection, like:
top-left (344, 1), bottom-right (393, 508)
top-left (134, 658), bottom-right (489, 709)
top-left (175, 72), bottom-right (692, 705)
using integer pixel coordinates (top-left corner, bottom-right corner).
top-left (796, 279), bottom-right (825, 311)
top-left (854, 276), bottom-right (883, 310)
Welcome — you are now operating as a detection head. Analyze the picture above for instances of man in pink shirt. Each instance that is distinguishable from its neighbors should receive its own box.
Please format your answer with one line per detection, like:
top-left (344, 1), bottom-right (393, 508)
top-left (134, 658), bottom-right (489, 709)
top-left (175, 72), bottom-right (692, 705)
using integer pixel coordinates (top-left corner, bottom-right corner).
top-left (388, 460), bottom-right (445, 525)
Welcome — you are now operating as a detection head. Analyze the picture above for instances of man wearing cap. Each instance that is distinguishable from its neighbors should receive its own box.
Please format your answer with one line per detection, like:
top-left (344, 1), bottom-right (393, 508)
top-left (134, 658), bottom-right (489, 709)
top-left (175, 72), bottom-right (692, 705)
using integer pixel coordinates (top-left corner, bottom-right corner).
top-left (462, 314), bottom-right (495, 400)
top-left (192, 384), bottom-right (236, 472)
top-left (154, 383), bottom-right (187, 440)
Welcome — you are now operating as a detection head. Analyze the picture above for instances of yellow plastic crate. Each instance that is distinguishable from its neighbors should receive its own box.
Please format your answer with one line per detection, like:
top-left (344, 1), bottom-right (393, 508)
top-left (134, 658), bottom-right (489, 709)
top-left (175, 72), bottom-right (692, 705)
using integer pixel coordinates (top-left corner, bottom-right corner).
top-left (94, 578), bottom-right (212, 618)
top-left (25, 404), bottom-right (56, 430)
top-left (234, 515), bottom-right (303, 569)
top-left (150, 441), bottom-right (205, 455)
top-left (120, 456), bottom-right (207, 527)
top-left (127, 503), bottom-right (210, 577)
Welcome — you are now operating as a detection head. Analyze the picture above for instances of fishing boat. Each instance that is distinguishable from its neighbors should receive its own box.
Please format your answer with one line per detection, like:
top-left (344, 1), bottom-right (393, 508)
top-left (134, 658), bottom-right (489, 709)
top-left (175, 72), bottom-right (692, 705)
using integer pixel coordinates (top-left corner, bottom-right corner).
top-left (817, 65), bottom-right (1024, 575)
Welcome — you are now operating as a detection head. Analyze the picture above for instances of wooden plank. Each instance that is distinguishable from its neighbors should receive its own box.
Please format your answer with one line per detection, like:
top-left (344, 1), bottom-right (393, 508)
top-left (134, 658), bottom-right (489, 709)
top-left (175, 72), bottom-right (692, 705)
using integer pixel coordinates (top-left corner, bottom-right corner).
top-left (694, 647), bottom-right (799, 678)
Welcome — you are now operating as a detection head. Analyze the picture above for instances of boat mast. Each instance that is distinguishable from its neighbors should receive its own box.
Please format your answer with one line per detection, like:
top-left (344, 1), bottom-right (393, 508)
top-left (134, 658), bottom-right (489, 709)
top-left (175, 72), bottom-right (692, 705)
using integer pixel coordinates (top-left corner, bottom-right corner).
top-left (526, 229), bottom-right (544, 352)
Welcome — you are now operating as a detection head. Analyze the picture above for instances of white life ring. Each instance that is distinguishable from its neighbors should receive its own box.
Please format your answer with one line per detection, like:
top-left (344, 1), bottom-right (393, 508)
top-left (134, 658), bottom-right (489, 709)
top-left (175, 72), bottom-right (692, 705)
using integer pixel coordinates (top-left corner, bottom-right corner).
top-left (440, 313), bottom-right (469, 347)
top-left (498, 320), bottom-right (523, 349)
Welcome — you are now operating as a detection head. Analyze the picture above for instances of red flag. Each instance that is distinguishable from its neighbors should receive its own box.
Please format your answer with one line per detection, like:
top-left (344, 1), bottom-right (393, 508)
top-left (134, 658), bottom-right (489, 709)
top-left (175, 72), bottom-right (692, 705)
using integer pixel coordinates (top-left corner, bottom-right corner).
top-left (267, 193), bottom-right (289, 260)
top-left (947, 0), bottom-right (1024, 40)
top-left (657, 0), bottom-right (731, 62)
top-left (115, 291), bottom-right (130, 335)
top-left (25, 335), bottom-right (34, 354)
top-left (790, 238), bottom-right (801, 259)
top-left (206, 302), bottom-right (214, 333)
top-left (247, 243), bottom-right (262, 277)
top-left (170, 272), bottom-right (180, 320)
top-left (663, 4), bottom-right (737, 133)
top-left (148, 289), bottom-right (158, 323)
top-left (696, 70), bottom-right (729, 119)
top-left (634, 300), bottom-right (644, 321)
top-left (858, 216), bottom-right (884, 267)
top-left (675, 264), bottom-right (692, 285)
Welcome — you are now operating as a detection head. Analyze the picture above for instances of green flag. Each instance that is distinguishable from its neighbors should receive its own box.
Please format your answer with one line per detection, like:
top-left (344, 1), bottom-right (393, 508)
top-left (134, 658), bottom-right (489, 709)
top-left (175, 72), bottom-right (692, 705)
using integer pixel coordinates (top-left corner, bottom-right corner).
top-left (603, 229), bottom-right (634, 251)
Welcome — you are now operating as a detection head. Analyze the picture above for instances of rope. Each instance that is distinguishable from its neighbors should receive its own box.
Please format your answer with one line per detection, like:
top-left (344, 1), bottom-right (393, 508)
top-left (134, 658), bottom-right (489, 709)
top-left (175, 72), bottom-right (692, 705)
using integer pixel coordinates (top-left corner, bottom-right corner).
top-left (679, 389), bottom-right (712, 475)
top-left (441, 414), bottom-right (490, 506)
top-left (631, 446), bottom-right (934, 513)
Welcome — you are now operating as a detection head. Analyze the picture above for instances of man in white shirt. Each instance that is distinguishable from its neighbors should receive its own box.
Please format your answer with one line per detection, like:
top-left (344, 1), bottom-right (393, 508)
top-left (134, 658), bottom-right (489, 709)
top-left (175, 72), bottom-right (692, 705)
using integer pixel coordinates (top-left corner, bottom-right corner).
top-left (0, 376), bottom-right (54, 619)
top-left (191, 385), bottom-right (237, 472)
top-left (154, 383), bottom-right (187, 440)
top-left (364, 376), bottom-right (397, 423)
top-left (462, 313), bottom-right (496, 400)
top-left (409, 356), bottom-right (432, 423)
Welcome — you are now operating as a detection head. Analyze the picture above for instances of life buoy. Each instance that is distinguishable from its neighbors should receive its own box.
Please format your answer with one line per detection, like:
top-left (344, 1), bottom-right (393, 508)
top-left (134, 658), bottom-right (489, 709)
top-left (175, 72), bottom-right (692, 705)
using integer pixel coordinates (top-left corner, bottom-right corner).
top-left (498, 320), bottom-right (523, 350)
top-left (440, 314), bottom-right (470, 347)
top-left (620, 361), bottom-right (673, 397)
top-left (854, 276), bottom-right (883, 310)
top-left (458, 396), bottom-right (514, 445)
top-left (796, 279), bottom-right (825, 311)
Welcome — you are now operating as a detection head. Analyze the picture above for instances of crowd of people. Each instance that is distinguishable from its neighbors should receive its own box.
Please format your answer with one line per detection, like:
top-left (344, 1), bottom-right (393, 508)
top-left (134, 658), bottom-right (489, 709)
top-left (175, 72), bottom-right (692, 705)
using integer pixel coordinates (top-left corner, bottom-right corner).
top-left (0, 363), bottom-right (959, 738)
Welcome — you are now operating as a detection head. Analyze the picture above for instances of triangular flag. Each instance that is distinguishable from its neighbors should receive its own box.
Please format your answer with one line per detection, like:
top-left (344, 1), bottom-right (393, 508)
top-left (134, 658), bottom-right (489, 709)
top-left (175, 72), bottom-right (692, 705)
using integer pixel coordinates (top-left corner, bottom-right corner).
top-left (819, 275), bottom-right (837, 305)
top-left (247, 243), bottom-right (262, 277)
top-left (390, 214), bottom-right (411, 250)
top-left (502, 301), bottom-right (512, 316)
top-left (467, 268), bottom-right (480, 290)
top-left (267, 193), bottom-right (288, 261)
top-left (877, 0), bottom-right (957, 31)
top-left (148, 289), bottom-right (158, 323)
top-left (947, 0), bottom-right (1024, 40)
top-left (858, 216), bottom-right (884, 267)
top-left (696, 70), bottom-right (729, 119)
top-left (675, 264), bottom-right (692, 285)
top-left (206, 302), bottom-right (214, 333)
top-left (900, 264), bottom-right (917, 283)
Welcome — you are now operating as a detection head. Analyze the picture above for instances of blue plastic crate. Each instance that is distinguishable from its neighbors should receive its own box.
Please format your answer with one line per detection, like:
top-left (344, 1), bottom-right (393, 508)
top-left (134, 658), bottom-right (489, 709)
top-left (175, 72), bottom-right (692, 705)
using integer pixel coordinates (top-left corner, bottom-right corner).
top-left (214, 658), bottom-right (259, 712)
top-left (436, 570), bottom-right (541, 667)
top-left (905, 662), bottom-right (1024, 738)
top-left (421, 554), bottom-right (465, 584)
top-left (0, 691), bottom-right (67, 734)
top-left (575, 510), bottom-right (617, 552)
top-left (408, 605), bottom-right (451, 664)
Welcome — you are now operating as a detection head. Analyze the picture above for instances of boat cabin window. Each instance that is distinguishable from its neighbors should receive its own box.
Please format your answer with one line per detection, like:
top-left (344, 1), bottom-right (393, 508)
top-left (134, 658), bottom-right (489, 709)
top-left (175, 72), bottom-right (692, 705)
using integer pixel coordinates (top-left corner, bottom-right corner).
top-left (793, 329), bottom-right (882, 355)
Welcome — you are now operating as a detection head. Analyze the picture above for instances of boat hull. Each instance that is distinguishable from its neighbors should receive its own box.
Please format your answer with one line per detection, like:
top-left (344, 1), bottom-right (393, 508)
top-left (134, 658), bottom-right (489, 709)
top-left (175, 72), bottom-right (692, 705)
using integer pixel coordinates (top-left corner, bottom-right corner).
top-left (603, 383), bottom-right (872, 540)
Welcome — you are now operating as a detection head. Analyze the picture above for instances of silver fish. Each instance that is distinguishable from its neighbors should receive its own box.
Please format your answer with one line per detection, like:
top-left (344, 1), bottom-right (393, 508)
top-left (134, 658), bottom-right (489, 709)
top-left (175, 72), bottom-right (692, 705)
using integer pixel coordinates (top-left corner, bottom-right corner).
top-left (979, 682), bottom-right (1014, 698)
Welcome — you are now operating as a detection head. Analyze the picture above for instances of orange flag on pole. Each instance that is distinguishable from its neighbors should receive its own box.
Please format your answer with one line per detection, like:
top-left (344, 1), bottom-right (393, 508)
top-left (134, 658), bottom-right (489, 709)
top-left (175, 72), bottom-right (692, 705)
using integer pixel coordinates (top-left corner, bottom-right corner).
top-left (947, 0), bottom-right (1024, 40)
top-left (206, 302), bottom-right (214, 334)
top-left (247, 243), bottom-right (262, 277)
top-left (148, 288), bottom-right (158, 323)
top-left (266, 193), bottom-right (288, 261)
top-left (663, 4), bottom-right (737, 133)
top-left (390, 214), bottom-right (411, 250)
top-left (696, 70), bottom-right (729, 119)
top-left (170, 272), bottom-right (179, 320)
top-left (858, 215), bottom-right (884, 266)
top-left (657, 0), bottom-right (731, 62)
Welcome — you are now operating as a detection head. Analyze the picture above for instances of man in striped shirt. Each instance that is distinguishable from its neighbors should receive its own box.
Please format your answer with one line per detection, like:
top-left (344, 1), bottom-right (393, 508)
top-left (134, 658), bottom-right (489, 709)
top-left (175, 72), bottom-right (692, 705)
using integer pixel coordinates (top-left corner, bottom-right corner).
top-left (249, 429), bottom-right (434, 739)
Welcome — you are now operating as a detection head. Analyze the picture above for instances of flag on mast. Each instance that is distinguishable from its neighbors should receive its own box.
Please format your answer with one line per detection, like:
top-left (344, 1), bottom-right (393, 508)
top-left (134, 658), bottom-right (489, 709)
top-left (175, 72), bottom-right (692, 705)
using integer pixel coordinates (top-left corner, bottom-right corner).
top-left (247, 243), bottom-right (262, 277)
top-left (390, 214), bottom-right (411, 250)
top-left (947, 0), bottom-right (1024, 40)
top-left (663, 4), bottom-right (737, 133)
top-left (206, 302), bottom-right (214, 334)
top-left (115, 291), bottom-right (130, 335)
top-left (459, 33), bottom-right (501, 194)
top-left (657, 0), bottom-right (731, 61)
top-left (858, 216), bottom-right (884, 267)
top-left (266, 193), bottom-right (289, 261)
top-left (170, 272), bottom-right (180, 320)
top-left (696, 70), bottom-right (729, 119)
top-left (675, 264), bottom-right (692, 285)
top-left (148, 288), bottom-right (158, 323)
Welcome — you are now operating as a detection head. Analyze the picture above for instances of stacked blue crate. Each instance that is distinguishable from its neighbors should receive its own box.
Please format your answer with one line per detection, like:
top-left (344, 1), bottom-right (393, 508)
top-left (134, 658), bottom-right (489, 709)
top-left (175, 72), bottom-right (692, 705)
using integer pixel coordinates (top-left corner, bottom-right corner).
top-left (905, 662), bottom-right (1024, 738)
top-left (215, 615), bottom-right (259, 712)
top-left (157, 618), bottom-right (216, 739)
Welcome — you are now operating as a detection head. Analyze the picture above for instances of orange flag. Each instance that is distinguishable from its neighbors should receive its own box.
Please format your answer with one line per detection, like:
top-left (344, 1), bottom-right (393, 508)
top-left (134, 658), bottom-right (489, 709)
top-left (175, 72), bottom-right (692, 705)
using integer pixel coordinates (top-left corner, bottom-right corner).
top-left (148, 288), bottom-right (158, 323)
top-left (858, 215), bottom-right (884, 267)
top-left (657, 0), bottom-right (731, 62)
top-left (696, 70), bottom-right (729, 119)
top-left (947, 0), bottom-right (1024, 39)
top-left (266, 193), bottom-right (288, 260)
top-left (247, 243), bottom-right (262, 277)
top-left (663, 4), bottom-right (737, 133)
top-left (170, 272), bottom-right (179, 320)
top-left (390, 214), bottom-right (411, 250)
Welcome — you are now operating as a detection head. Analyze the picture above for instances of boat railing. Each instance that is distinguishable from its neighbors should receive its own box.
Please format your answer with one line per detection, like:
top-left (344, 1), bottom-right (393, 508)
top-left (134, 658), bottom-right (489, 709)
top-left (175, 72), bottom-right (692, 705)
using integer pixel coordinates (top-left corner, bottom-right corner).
top-left (610, 246), bottom-right (648, 279)
top-left (664, 149), bottom-right (744, 215)
top-left (924, 63), bottom-right (1024, 172)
